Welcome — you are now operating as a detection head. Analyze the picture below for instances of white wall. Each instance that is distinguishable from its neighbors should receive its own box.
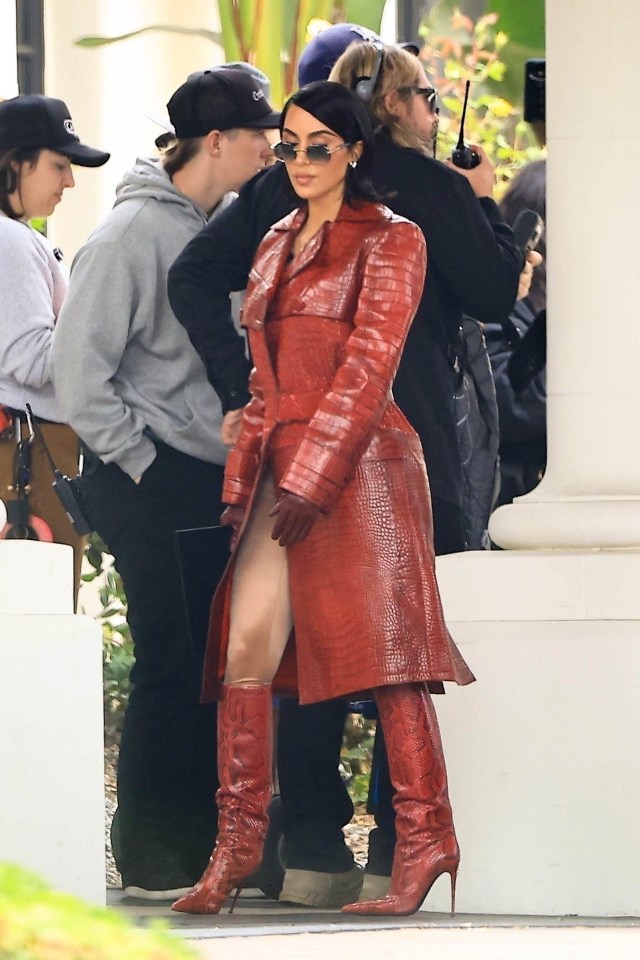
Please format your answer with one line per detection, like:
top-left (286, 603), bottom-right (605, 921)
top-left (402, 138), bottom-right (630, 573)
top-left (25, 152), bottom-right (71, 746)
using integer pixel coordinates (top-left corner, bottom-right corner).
top-left (0, 0), bottom-right (18, 98)
top-left (44, 0), bottom-right (224, 259)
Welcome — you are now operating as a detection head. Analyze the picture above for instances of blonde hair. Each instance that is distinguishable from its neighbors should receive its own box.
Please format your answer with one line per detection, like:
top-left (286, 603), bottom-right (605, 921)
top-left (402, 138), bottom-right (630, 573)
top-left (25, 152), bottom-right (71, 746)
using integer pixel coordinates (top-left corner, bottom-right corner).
top-left (329, 44), bottom-right (429, 155)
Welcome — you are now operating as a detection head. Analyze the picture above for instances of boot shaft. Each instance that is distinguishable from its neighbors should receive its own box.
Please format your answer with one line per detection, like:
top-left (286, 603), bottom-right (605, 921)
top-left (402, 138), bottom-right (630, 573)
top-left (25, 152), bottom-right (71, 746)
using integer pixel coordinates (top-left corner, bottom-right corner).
top-left (216, 683), bottom-right (273, 837)
top-left (374, 683), bottom-right (455, 838)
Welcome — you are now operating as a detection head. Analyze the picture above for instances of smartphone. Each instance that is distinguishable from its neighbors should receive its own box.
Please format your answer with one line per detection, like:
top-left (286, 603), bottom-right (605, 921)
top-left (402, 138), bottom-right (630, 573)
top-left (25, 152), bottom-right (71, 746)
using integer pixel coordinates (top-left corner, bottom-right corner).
top-left (524, 59), bottom-right (545, 124)
top-left (511, 209), bottom-right (544, 257)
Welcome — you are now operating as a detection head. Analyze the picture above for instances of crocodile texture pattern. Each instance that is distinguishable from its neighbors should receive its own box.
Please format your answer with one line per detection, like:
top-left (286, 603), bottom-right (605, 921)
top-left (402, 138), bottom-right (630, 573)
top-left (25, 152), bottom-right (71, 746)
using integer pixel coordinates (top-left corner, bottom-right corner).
top-left (343, 682), bottom-right (459, 916)
top-left (202, 203), bottom-right (475, 706)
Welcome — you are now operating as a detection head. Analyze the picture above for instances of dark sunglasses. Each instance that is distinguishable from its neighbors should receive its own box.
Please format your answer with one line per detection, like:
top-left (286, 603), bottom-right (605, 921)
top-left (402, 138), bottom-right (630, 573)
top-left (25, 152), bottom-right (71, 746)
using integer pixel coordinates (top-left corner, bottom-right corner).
top-left (272, 141), bottom-right (353, 165)
top-left (399, 86), bottom-right (439, 112)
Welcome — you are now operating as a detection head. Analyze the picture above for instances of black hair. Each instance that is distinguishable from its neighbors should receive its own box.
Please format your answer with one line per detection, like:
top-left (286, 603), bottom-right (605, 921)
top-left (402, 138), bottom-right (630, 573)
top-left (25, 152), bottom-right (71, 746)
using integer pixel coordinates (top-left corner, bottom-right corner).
top-left (0, 147), bottom-right (41, 219)
top-left (279, 80), bottom-right (381, 206)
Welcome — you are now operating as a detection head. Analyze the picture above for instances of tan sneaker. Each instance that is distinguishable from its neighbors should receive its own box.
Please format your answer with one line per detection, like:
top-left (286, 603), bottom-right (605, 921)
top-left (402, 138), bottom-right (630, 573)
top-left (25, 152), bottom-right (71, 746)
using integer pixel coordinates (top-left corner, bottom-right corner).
top-left (279, 865), bottom-right (364, 908)
top-left (358, 873), bottom-right (391, 901)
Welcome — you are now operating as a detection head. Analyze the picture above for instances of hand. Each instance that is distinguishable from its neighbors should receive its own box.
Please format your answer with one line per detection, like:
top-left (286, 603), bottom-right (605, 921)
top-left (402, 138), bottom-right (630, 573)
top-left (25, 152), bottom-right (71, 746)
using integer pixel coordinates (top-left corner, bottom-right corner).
top-left (445, 144), bottom-right (495, 198)
top-left (269, 493), bottom-right (320, 547)
top-left (517, 250), bottom-right (543, 301)
top-left (221, 505), bottom-right (246, 550)
top-left (221, 408), bottom-right (245, 446)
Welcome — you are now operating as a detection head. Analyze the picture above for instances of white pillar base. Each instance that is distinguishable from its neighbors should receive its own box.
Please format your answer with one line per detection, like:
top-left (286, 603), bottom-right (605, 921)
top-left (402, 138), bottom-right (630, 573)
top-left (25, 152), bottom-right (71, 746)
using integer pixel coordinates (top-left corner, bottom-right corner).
top-left (490, 497), bottom-right (640, 551)
top-left (0, 543), bottom-right (105, 904)
top-left (421, 550), bottom-right (640, 917)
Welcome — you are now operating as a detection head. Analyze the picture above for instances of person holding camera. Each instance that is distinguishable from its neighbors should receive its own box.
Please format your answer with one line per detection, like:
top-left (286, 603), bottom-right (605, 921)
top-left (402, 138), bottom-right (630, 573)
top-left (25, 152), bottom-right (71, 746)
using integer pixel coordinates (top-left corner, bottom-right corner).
top-left (0, 95), bottom-right (109, 587)
top-left (51, 67), bottom-right (280, 900)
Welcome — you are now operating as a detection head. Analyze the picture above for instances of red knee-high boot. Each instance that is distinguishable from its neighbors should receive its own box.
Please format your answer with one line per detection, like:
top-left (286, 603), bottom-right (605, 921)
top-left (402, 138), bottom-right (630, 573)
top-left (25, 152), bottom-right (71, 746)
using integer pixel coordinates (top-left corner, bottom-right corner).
top-left (342, 683), bottom-right (459, 916)
top-left (172, 683), bottom-right (273, 914)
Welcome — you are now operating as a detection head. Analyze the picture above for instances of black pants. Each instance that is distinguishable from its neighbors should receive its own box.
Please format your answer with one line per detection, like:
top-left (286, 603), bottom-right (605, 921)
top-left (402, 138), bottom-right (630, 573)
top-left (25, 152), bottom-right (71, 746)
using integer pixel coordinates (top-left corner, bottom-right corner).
top-left (80, 442), bottom-right (226, 876)
top-left (81, 441), bottom-right (363, 878)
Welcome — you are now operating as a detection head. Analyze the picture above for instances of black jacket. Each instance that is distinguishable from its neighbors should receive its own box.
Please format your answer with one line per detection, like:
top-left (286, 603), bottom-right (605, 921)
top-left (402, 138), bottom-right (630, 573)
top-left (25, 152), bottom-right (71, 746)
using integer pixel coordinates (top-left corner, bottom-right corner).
top-left (168, 133), bottom-right (521, 527)
top-left (484, 298), bottom-right (547, 506)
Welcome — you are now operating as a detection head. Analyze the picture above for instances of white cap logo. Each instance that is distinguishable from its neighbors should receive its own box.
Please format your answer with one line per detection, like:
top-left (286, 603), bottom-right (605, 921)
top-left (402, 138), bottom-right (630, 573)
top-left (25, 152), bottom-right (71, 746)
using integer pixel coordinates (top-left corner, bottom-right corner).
top-left (252, 89), bottom-right (265, 101)
top-left (64, 119), bottom-right (75, 135)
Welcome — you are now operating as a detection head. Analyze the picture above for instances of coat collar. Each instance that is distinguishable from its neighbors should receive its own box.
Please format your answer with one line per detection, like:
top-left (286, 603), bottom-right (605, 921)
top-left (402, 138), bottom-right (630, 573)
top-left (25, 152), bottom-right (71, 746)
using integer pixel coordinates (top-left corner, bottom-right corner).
top-left (271, 200), bottom-right (391, 234)
top-left (242, 201), bottom-right (391, 333)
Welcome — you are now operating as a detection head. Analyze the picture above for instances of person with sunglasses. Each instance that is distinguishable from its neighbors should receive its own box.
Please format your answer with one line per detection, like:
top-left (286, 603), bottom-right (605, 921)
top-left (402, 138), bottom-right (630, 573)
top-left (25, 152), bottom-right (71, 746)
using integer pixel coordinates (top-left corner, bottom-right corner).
top-left (171, 78), bottom-right (474, 918)
top-left (0, 95), bottom-right (109, 585)
top-left (166, 25), bottom-right (524, 909)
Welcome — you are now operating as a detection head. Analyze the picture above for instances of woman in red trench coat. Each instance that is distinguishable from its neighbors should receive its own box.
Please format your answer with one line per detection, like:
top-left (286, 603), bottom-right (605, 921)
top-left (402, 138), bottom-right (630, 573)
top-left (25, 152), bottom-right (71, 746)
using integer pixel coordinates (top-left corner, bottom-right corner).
top-left (173, 81), bottom-right (475, 918)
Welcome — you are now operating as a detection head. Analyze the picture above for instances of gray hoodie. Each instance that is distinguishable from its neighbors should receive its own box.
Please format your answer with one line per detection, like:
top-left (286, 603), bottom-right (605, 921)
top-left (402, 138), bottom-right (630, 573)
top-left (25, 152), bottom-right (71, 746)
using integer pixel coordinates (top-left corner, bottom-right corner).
top-left (52, 157), bottom-right (233, 479)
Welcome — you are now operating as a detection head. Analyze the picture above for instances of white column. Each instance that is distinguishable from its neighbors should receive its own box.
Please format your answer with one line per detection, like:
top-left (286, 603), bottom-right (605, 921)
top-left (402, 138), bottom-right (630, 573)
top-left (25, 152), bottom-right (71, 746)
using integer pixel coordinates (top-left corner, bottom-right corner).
top-left (421, 0), bottom-right (640, 917)
top-left (490, 0), bottom-right (640, 550)
top-left (0, 0), bottom-right (18, 97)
top-left (44, 0), bottom-right (223, 259)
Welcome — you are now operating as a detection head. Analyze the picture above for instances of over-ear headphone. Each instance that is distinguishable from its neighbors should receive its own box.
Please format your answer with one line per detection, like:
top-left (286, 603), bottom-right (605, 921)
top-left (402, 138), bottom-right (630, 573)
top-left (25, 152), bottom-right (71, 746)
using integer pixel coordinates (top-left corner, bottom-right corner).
top-left (354, 42), bottom-right (385, 103)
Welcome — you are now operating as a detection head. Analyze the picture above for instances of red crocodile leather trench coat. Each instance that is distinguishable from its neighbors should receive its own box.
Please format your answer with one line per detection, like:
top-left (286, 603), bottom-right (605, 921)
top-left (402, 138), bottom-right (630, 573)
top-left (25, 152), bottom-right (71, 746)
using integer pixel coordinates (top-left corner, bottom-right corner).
top-left (201, 202), bottom-right (475, 705)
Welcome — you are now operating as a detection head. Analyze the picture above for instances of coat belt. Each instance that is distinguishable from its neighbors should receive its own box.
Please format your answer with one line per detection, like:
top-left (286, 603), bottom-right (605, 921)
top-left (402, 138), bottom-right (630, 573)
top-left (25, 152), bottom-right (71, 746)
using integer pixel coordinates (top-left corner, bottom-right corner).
top-left (264, 390), bottom-right (326, 423)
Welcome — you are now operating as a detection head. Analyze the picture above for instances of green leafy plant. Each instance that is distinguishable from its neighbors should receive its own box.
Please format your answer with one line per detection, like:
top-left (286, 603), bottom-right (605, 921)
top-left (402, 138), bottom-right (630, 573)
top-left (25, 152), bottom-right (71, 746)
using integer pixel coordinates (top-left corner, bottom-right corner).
top-left (0, 862), bottom-right (197, 960)
top-left (340, 711), bottom-right (376, 807)
top-left (82, 533), bottom-right (133, 745)
top-left (419, 9), bottom-right (545, 191)
top-left (423, 0), bottom-right (544, 104)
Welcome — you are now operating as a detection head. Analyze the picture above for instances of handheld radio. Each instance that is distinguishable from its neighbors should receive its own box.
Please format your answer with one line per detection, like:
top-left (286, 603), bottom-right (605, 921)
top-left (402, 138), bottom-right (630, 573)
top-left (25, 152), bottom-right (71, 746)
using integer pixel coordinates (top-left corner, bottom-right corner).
top-left (451, 81), bottom-right (481, 170)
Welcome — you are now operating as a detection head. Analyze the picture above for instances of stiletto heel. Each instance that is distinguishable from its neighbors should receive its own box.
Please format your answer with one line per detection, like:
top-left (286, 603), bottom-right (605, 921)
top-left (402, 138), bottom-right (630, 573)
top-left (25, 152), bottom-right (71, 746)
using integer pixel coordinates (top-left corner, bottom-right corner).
top-left (449, 865), bottom-right (457, 915)
top-left (229, 883), bottom-right (244, 914)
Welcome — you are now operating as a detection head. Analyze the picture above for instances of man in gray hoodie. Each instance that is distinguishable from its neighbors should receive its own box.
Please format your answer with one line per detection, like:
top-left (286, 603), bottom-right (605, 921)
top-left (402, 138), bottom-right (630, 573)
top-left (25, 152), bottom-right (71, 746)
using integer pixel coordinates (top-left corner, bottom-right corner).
top-left (52, 67), bottom-right (279, 900)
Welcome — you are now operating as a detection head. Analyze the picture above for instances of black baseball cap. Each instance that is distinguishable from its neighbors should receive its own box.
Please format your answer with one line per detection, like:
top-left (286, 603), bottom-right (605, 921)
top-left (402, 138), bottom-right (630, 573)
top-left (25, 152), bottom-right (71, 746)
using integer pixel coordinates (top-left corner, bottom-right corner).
top-left (167, 67), bottom-right (280, 139)
top-left (0, 95), bottom-right (110, 167)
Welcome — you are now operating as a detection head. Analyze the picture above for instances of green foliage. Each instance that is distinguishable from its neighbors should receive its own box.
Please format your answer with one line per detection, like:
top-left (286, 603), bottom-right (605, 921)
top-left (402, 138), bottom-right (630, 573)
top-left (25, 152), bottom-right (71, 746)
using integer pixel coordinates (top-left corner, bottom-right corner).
top-left (0, 862), bottom-right (197, 960)
top-left (82, 533), bottom-right (133, 744)
top-left (340, 711), bottom-right (376, 807)
top-left (424, 0), bottom-right (544, 104)
top-left (420, 10), bottom-right (545, 192)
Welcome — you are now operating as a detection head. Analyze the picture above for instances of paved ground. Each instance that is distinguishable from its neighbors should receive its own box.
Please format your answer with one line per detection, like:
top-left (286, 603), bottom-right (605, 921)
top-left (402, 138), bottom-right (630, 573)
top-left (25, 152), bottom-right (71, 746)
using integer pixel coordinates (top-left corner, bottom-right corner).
top-left (109, 888), bottom-right (640, 960)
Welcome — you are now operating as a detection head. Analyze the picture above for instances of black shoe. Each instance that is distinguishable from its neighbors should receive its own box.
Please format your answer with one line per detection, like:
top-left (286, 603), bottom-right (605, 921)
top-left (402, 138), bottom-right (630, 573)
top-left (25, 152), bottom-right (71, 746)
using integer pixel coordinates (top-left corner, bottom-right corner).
top-left (112, 805), bottom-right (213, 899)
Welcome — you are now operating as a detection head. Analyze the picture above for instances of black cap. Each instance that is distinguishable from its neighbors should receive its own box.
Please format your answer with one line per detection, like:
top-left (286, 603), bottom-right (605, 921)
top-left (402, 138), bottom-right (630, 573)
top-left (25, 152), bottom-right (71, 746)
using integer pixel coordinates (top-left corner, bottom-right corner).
top-left (0, 95), bottom-right (110, 167)
top-left (167, 67), bottom-right (280, 139)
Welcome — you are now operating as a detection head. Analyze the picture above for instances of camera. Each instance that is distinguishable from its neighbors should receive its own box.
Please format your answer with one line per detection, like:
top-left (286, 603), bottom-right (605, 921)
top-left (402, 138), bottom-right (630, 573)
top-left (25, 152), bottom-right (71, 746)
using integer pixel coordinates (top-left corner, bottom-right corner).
top-left (524, 59), bottom-right (545, 123)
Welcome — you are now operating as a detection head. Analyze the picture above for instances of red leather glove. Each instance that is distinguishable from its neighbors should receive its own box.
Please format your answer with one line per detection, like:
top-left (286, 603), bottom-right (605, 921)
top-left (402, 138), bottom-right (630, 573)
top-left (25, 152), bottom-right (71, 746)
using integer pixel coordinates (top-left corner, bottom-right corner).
top-left (269, 493), bottom-right (320, 547)
top-left (220, 505), bottom-right (246, 550)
